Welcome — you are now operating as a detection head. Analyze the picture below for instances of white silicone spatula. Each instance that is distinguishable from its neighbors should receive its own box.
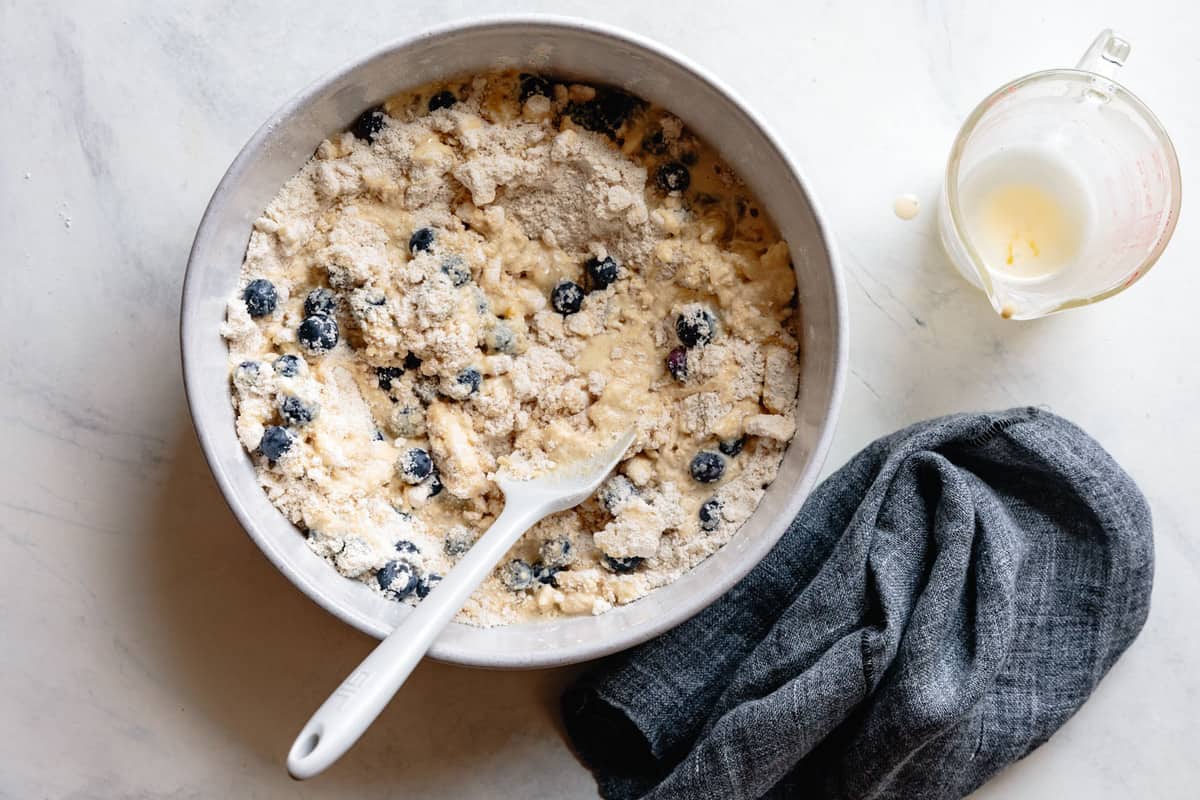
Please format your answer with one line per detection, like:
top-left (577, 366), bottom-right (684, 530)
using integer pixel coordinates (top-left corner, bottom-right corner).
top-left (286, 429), bottom-right (636, 780)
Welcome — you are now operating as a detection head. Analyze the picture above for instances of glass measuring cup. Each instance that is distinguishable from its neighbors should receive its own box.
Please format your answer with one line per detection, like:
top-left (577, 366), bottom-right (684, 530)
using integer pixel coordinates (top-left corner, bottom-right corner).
top-left (938, 30), bottom-right (1181, 319)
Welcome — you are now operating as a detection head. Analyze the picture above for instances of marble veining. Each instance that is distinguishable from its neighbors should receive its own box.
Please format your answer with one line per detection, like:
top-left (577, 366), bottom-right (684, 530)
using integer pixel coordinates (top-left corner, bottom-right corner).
top-left (1, 1), bottom-right (1197, 797)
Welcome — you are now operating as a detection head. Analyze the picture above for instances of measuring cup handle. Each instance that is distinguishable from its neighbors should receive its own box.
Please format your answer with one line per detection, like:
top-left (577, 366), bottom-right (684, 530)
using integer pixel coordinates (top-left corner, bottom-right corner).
top-left (1077, 29), bottom-right (1131, 79)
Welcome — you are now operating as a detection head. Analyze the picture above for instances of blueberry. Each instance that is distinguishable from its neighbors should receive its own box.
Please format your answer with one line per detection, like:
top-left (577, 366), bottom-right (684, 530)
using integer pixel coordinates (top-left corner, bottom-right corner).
top-left (394, 540), bottom-right (420, 554)
top-left (656, 162), bottom-right (691, 193)
top-left (485, 322), bottom-right (516, 354)
top-left (718, 437), bottom-right (746, 457)
top-left (302, 287), bottom-right (336, 318)
top-left (585, 255), bottom-right (619, 290)
top-left (519, 73), bottom-right (553, 102)
top-left (298, 314), bottom-right (338, 354)
top-left (350, 106), bottom-right (387, 141)
top-left (601, 555), bottom-right (643, 574)
top-left (404, 352), bottom-right (423, 371)
top-left (378, 559), bottom-right (420, 600)
top-left (274, 354), bottom-right (302, 377)
top-left (373, 429), bottom-right (386, 442)
top-left (376, 365), bottom-right (405, 391)
top-left (564, 87), bottom-right (642, 136)
top-left (235, 360), bottom-right (260, 380)
top-left (428, 90), bottom-right (457, 111)
top-left (533, 564), bottom-right (560, 587)
top-left (599, 474), bottom-right (635, 514)
top-left (258, 426), bottom-right (294, 462)
top-left (425, 470), bottom-right (444, 497)
top-left (347, 289), bottom-right (387, 322)
top-left (440, 256), bottom-right (471, 287)
top-left (243, 278), bottom-right (277, 317)
top-left (279, 395), bottom-right (317, 426)
top-left (413, 376), bottom-right (439, 405)
top-left (397, 448), bottom-right (433, 484)
top-left (539, 538), bottom-right (574, 569)
top-left (500, 559), bottom-right (535, 591)
top-left (233, 362), bottom-right (263, 393)
top-left (676, 307), bottom-right (717, 348)
top-left (409, 227), bottom-right (435, 255)
top-left (699, 497), bottom-right (723, 531)
top-left (391, 404), bottom-right (425, 437)
top-left (453, 368), bottom-right (481, 398)
top-left (666, 347), bottom-right (688, 382)
top-left (689, 451), bottom-right (726, 483)
top-left (640, 127), bottom-right (668, 155)
top-left (551, 280), bottom-right (585, 315)
top-left (474, 288), bottom-right (490, 315)
top-left (444, 527), bottom-right (475, 557)
top-left (416, 573), bottom-right (442, 599)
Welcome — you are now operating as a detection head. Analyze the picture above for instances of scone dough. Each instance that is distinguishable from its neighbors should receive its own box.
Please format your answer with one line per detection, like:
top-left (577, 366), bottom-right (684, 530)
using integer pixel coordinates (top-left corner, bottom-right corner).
top-left (223, 72), bottom-right (801, 625)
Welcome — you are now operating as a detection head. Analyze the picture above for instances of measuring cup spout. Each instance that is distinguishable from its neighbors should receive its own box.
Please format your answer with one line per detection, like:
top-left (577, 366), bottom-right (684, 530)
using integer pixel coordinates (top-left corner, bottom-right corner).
top-left (1076, 29), bottom-right (1131, 79)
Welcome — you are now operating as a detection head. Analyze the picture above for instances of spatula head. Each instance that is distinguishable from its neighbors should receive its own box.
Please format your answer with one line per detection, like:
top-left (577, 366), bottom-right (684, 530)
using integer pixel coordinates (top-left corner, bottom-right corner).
top-left (495, 428), bottom-right (636, 515)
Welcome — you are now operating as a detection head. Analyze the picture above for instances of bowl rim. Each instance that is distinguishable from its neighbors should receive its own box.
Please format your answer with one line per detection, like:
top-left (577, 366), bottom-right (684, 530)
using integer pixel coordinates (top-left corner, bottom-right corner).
top-left (180, 13), bottom-right (848, 668)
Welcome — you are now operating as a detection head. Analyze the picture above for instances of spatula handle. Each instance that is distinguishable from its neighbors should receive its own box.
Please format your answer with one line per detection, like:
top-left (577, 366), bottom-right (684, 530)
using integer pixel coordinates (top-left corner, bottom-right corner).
top-left (286, 502), bottom-right (543, 779)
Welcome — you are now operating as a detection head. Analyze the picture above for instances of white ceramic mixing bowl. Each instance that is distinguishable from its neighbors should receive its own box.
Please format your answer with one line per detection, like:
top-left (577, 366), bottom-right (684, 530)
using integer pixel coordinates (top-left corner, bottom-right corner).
top-left (181, 15), bottom-right (846, 668)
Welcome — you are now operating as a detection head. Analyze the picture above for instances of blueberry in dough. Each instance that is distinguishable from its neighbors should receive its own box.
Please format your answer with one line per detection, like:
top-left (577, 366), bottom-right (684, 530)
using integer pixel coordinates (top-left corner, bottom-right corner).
top-left (440, 256), bottom-right (471, 287)
top-left (235, 360), bottom-right (260, 380)
top-left (585, 255), bottom-right (619, 290)
top-left (409, 227), bottom-right (436, 255)
top-left (258, 425), bottom-right (294, 462)
top-left (428, 90), bottom-right (457, 111)
top-left (376, 365), bottom-right (404, 391)
top-left (699, 497), bottom-right (723, 531)
top-left (303, 287), bottom-right (337, 318)
top-left (425, 470), bottom-right (444, 497)
top-left (485, 322), bottom-right (516, 354)
top-left (676, 307), bottom-right (717, 348)
top-left (274, 354), bottom-right (302, 377)
top-left (539, 538), bottom-right (574, 569)
top-left (656, 161), bottom-right (691, 193)
top-left (601, 555), bottom-right (644, 574)
top-left (279, 395), bottom-right (317, 426)
top-left (350, 106), bottom-right (387, 141)
top-left (417, 573), bottom-right (442, 599)
top-left (599, 474), bottom-right (636, 514)
top-left (404, 352), bottom-right (423, 371)
top-left (397, 447), bottom-right (433, 484)
top-left (454, 368), bottom-right (482, 397)
top-left (444, 527), bottom-right (474, 556)
top-left (413, 376), bottom-right (439, 405)
top-left (533, 564), bottom-right (560, 587)
top-left (565, 87), bottom-right (642, 136)
top-left (297, 314), bottom-right (338, 354)
top-left (394, 539), bottom-right (420, 554)
top-left (666, 347), bottom-right (688, 382)
top-left (501, 559), bottom-right (535, 591)
top-left (551, 280), bottom-right (585, 315)
top-left (243, 278), bottom-right (277, 317)
top-left (640, 127), bottom-right (668, 155)
top-left (391, 404), bottom-right (425, 437)
top-left (519, 73), bottom-right (553, 102)
top-left (378, 559), bottom-right (420, 600)
top-left (719, 436), bottom-right (746, 457)
top-left (689, 451), bottom-right (725, 483)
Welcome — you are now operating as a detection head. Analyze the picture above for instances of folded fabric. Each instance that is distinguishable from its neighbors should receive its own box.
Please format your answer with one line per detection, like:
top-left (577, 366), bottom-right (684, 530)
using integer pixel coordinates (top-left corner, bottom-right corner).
top-left (563, 408), bottom-right (1154, 800)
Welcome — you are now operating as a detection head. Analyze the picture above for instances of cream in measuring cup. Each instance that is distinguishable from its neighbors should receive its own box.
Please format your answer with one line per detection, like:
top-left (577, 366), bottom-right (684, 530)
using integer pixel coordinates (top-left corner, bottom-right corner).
top-left (938, 30), bottom-right (1180, 319)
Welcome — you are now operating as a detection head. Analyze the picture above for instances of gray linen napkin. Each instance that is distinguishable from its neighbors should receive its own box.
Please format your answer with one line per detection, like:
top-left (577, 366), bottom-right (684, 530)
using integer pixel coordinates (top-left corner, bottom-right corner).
top-left (563, 408), bottom-right (1153, 800)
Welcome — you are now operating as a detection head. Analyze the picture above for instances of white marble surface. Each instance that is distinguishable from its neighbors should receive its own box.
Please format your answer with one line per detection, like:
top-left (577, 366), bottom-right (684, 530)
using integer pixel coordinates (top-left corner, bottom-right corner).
top-left (2, 1), bottom-right (1197, 797)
